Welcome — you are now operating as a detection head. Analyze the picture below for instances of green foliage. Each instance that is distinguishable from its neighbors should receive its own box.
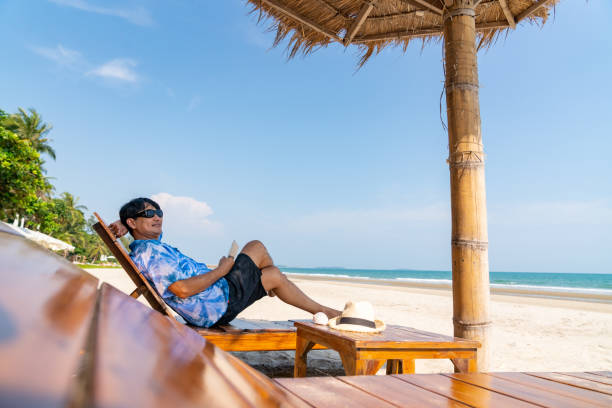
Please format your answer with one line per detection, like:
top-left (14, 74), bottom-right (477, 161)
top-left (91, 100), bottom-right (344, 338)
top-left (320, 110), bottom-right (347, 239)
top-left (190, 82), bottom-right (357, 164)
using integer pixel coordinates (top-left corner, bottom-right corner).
top-left (1, 107), bottom-right (112, 263)
top-left (0, 127), bottom-right (51, 221)
top-left (7, 108), bottom-right (56, 160)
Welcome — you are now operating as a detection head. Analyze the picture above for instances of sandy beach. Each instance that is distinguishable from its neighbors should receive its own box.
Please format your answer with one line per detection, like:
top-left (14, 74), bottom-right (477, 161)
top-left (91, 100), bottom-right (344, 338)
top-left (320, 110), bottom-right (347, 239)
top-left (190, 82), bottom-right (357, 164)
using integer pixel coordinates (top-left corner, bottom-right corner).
top-left (85, 267), bottom-right (612, 376)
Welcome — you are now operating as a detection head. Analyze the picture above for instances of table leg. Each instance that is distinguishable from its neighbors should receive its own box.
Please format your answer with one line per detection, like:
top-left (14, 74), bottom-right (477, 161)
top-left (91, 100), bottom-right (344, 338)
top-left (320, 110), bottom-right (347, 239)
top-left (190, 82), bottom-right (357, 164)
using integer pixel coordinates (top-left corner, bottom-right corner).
top-left (386, 359), bottom-right (415, 374)
top-left (451, 358), bottom-right (465, 373)
top-left (339, 351), bottom-right (357, 375)
top-left (451, 357), bottom-right (477, 373)
top-left (294, 337), bottom-right (315, 378)
top-left (365, 360), bottom-right (385, 375)
top-left (386, 359), bottom-right (400, 374)
top-left (340, 353), bottom-right (384, 376)
top-left (402, 359), bottom-right (415, 374)
top-left (467, 355), bottom-right (477, 373)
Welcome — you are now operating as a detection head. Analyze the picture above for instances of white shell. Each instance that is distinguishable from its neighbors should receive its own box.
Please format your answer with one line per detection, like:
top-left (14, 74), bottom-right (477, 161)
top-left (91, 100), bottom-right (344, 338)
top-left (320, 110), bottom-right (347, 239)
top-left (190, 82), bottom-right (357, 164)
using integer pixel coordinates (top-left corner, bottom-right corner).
top-left (313, 312), bottom-right (328, 325)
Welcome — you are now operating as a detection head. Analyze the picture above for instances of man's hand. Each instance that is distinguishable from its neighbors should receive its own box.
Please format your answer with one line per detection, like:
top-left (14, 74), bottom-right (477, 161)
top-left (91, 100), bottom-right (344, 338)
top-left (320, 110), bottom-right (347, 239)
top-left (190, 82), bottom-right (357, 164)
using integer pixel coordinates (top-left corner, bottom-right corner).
top-left (218, 256), bottom-right (235, 275)
top-left (108, 220), bottom-right (128, 238)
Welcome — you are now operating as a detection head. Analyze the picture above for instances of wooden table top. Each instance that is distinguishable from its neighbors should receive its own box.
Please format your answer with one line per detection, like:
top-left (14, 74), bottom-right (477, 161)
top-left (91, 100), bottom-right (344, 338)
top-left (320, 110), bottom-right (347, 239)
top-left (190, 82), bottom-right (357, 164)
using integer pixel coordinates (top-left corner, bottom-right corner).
top-left (294, 321), bottom-right (481, 349)
top-left (276, 371), bottom-right (612, 408)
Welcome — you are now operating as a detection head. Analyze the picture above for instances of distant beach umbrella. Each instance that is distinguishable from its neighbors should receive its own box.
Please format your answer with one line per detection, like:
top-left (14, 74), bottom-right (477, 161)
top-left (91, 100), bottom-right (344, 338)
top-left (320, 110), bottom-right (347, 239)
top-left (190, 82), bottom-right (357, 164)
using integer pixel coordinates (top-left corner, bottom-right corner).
top-left (0, 221), bottom-right (74, 252)
top-left (1, 221), bottom-right (27, 237)
top-left (245, 0), bottom-right (558, 371)
top-left (23, 229), bottom-right (75, 252)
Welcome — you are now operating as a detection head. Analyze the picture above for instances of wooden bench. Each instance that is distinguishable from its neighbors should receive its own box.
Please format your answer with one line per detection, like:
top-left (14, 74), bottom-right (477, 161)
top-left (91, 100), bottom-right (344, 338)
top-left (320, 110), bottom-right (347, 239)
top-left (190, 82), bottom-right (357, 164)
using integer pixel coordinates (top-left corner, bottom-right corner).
top-left (2, 230), bottom-right (611, 407)
top-left (92, 212), bottom-right (324, 352)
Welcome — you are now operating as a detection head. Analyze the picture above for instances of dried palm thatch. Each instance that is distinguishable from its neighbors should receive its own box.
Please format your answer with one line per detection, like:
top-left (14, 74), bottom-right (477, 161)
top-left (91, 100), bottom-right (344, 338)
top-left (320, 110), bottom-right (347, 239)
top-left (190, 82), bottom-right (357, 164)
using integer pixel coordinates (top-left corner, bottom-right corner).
top-left (246, 0), bottom-right (558, 65)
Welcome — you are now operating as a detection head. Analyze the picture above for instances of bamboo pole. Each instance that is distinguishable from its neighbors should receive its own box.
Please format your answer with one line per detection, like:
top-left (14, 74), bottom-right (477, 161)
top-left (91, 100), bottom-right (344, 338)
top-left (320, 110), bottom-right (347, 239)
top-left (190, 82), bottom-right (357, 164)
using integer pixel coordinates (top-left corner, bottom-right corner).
top-left (443, 0), bottom-right (491, 371)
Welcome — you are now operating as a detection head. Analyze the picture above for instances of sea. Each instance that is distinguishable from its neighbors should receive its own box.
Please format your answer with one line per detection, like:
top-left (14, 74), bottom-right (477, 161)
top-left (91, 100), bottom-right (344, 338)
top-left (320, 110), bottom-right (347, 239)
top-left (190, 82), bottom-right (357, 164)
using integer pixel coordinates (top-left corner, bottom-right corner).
top-left (280, 267), bottom-right (612, 302)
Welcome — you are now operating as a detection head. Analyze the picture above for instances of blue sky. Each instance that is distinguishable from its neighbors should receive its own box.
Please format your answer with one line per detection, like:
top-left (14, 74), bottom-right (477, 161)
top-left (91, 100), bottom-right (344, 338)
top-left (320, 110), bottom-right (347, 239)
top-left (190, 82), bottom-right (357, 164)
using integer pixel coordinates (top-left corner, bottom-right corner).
top-left (1, 0), bottom-right (610, 273)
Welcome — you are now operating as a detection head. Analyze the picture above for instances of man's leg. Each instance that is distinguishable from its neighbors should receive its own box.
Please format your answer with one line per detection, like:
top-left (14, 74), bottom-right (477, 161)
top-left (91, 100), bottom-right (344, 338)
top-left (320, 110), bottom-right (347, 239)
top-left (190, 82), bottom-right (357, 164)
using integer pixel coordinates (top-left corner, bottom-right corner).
top-left (261, 266), bottom-right (339, 318)
top-left (240, 240), bottom-right (339, 318)
top-left (240, 240), bottom-right (274, 269)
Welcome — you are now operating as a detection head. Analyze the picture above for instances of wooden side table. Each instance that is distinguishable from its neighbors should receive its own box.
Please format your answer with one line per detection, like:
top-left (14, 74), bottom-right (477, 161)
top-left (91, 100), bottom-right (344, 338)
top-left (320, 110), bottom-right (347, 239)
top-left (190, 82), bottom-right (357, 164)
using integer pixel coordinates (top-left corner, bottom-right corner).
top-left (293, 321), bottom-right (480, 377)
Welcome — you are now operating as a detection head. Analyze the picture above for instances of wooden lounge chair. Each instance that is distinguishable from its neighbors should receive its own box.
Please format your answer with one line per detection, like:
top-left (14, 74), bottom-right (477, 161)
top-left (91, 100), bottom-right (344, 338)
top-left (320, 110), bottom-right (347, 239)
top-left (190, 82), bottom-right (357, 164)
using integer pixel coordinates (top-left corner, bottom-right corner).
top-left (92, 212), bottom-right (324, 352)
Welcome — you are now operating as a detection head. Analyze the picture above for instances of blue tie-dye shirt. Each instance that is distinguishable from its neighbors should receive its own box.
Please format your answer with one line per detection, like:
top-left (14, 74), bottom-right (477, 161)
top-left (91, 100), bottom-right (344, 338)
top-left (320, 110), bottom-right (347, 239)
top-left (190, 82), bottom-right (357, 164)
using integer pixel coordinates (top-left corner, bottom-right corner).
top-left (129, 238), bottom-right (229, 327)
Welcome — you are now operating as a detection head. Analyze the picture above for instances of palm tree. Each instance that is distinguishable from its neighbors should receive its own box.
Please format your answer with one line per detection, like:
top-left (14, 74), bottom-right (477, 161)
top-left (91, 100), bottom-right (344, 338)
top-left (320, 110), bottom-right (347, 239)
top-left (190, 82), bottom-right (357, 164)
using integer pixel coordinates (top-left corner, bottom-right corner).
top-left (52, 192), bottom-right (89, 248)
top-left (9, 108), bottom-right (56, 160)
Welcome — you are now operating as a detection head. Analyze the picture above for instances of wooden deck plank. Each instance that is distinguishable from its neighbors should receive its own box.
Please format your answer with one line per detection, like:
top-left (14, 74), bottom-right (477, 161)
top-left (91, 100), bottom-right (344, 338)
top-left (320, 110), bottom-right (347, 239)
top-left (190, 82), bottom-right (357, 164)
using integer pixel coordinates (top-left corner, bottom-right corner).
top-left (93, 283), bottom-right (296, 408)
top-left (589, 372), bottom-right (612, 379)
top-left (527, 372), bottom-right (612, 396)
top-left (489, 372), bottom-right (612, 407)
top-left (561, 372), bottom-right (612, 386)
top-left (447, 372), bottom-right (607, 407)
top-left (395, 373), bottom-right (539, 407)
top-left (275, 377), bottom-right (398, 407)
top-left (339, 375), bottom-right (469, 407)
top-left (0, 232), bottom-right (99, 408)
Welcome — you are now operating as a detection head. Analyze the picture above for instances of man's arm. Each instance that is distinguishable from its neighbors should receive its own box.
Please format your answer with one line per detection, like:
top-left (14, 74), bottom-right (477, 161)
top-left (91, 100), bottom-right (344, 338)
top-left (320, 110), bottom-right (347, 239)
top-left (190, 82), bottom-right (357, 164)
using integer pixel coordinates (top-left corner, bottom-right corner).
top-left (168, 256), bottom-right (234, 299)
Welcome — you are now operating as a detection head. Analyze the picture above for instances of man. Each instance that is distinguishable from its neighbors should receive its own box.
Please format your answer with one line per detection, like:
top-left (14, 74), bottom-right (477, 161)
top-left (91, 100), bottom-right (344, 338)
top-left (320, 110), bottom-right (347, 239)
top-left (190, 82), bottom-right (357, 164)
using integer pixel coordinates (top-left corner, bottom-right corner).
top-left (109, 197), bottom-right (339, 328)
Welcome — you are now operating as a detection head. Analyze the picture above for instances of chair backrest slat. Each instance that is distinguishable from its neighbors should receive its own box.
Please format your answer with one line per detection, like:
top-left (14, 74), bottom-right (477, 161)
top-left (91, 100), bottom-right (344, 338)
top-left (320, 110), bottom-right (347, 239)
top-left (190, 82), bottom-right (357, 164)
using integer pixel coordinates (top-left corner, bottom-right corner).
top-left (92, 212), bottom-right (170, 316)
top-left (94, 284), bottom-right (302, 407)
top-left (0, 232), bottom-right (99, 407)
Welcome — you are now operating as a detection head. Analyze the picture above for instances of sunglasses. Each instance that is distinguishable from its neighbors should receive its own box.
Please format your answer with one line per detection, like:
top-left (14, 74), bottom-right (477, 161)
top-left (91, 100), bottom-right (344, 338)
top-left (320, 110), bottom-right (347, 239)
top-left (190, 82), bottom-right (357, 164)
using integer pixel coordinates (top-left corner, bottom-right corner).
top-left (134, 209), bottom-right (164, 218)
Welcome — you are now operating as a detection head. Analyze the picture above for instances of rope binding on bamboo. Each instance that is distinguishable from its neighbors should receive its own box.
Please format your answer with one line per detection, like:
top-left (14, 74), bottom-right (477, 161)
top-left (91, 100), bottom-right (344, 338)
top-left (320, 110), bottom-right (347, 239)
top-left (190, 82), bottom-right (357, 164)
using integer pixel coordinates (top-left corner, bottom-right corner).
top-left (447, 151), bottom-right (485, 169)
top-left (453, 318), bottom-right (493, 328)
top-left (451, 238), bottom-right (488, 250)
top-left (443, 7), bottom-right (476, 21)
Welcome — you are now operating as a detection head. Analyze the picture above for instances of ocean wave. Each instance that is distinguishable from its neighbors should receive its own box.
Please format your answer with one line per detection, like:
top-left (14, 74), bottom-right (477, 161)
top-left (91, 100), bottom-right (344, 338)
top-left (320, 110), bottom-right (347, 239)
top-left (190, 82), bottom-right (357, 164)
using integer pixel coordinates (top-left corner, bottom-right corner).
top-left (285, 272), bottom-right (355, 279)
top-left (284, 271), bottom-right (612, 296)
top-left (395, 278), bottom-right (452, 285)
top-left (490, 283), bottom-right (612, 295)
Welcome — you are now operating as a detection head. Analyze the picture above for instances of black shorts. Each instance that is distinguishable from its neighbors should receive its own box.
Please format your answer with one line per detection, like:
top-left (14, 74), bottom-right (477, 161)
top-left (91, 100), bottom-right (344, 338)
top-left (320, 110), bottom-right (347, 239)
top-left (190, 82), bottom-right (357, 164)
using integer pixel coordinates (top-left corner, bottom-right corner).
top-left (215, 253), bottom-right (267, 326)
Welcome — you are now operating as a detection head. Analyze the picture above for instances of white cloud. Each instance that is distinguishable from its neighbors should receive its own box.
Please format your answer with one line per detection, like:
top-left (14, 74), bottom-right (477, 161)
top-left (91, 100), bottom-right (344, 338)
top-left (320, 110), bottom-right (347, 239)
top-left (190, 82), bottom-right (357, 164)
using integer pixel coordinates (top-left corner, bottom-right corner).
top-left (49, 0), bottom-right (154, 26)
top-left (187, 95), bottom-right (201, 112)
top-left (151, 192), bottom-right (219, 231)
top-left (88, 59), bottom-right (139, 82)
top-left (30, 44), bottom-right (83, 68)
top-left (147, 193), bottom-right (224, 262)
top-left (31, 45), bottom-right (142, 84)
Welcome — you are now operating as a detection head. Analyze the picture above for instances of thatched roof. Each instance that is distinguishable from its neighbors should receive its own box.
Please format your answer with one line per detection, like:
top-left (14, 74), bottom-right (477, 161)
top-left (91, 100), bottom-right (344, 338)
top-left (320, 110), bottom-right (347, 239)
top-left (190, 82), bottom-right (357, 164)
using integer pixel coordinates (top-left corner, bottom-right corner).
top-left (246, 0), bottom-right (558, 65)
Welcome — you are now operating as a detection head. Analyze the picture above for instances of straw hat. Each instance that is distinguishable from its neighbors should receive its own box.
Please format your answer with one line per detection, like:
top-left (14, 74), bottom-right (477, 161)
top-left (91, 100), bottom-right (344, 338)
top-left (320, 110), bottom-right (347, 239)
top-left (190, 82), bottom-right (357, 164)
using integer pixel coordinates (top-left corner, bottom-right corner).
top-left (328, 301), bottom-right (385, 333)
